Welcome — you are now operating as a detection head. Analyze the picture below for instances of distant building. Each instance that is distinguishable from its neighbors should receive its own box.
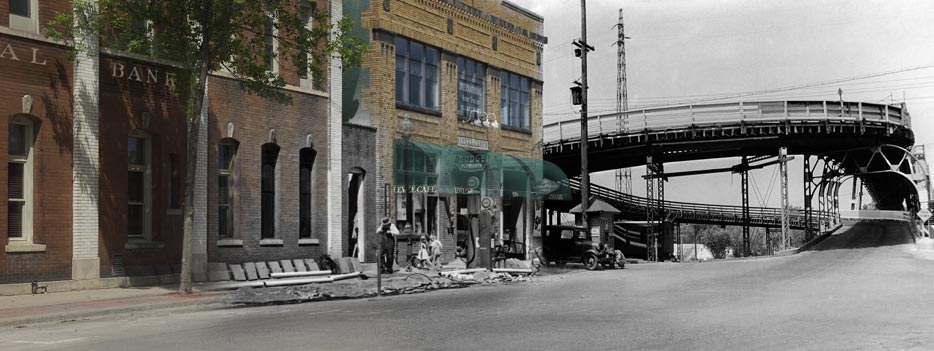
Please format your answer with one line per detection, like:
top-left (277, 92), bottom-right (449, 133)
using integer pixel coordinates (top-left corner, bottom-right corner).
top-left (343, 0), bottom-right (552, 266)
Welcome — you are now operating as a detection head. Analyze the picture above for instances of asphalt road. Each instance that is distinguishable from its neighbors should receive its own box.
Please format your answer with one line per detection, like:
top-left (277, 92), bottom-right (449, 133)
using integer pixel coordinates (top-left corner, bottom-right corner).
top-left (4, 222), bottom-right (934, 351)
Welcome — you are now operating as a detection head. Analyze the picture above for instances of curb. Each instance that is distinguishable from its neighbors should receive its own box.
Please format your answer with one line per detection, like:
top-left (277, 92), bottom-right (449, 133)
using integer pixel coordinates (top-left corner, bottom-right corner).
top-left (0, 294), bottom-right (229, 328)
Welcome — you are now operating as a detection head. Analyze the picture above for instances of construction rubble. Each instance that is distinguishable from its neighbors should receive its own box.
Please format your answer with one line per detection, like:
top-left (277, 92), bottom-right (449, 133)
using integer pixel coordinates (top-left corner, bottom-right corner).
top-left (229, 263), bottom-right (537, 305)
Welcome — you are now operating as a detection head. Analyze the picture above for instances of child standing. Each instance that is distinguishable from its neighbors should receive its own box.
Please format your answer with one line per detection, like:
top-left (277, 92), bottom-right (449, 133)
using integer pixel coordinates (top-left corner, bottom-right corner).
top-left (416, 236), bottom-right (430, 269)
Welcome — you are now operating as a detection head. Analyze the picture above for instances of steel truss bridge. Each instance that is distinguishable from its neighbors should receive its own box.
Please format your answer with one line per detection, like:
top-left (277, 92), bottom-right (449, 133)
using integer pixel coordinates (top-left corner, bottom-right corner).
top-left (542, 100), bottom-right (929, 260)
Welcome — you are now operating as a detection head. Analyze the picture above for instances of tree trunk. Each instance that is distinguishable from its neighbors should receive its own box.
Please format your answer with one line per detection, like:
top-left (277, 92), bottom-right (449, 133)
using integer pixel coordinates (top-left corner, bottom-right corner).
top-left (178, 67), bottom-right (211, 294)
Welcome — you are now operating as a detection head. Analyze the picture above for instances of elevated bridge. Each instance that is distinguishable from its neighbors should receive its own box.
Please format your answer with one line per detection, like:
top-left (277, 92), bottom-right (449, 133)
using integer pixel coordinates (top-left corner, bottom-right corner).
top-left (541, 100), bottom-right (928, 259)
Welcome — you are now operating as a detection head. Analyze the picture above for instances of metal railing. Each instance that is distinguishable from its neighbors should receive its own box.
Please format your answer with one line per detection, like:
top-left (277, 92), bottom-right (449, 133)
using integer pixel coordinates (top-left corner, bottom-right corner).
top-left (544, 100), bottom-right (909, 143)
top-left (568, 179), bottom-right (831, 229)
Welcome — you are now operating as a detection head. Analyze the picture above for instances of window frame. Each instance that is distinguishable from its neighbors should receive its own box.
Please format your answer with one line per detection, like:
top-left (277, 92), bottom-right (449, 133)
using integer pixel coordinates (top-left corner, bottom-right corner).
top-left (299, 147), bottom-right (316, 239)
top-left (394, 36), bottom-right (440, 111)
top-left (260, 143), bottom-right (279, 239)
top-left (500, 70), bottom-right (531, 131)
top-left (8, 0), bottom-right (39, 33)
top-left (457, 56), bottom-right (486, 121)
top-left (298, 1), bottom-right (322, 91)
top-left (263, 9), bottom-right (279, 74)
top-left (217, 139), bottom-right (238, 239)
top-left (127, 130), bottom-right (152, 241)
top-left (7, 116), bottom-right (33, 243)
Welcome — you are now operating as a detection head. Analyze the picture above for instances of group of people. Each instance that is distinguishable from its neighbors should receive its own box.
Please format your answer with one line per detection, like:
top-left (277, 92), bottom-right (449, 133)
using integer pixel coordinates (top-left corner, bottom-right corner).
top-left (377, 217), bottom-right (443, 274)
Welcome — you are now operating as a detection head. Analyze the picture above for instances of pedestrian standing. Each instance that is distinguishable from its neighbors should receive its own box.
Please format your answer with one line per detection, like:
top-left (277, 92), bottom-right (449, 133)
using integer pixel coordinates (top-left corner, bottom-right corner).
top-left (417, 236), bottom-right (430, 269)
top-left (377, 217), bottom-right (396, 274)
top-left (430, 234), bottom-right (443, 269)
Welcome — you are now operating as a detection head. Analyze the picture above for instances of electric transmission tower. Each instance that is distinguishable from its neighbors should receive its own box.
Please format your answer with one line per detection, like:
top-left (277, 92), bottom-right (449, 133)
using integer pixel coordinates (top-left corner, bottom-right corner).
top-left (613, 8), bottom-right (632, 194)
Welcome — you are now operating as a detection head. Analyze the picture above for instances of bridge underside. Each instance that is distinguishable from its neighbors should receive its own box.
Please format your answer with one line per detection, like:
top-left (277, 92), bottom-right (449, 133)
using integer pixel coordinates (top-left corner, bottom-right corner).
top-left (545, 122), bottom-right (913, 173)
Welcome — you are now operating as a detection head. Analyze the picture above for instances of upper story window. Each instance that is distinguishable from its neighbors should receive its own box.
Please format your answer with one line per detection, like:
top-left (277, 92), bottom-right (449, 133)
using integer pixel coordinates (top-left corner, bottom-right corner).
top-left (500, 70), bottom-right (530, 130)
top-left (263, 13), bottom-right (278, 73)
top-left (395, 37), bottom-right (439, 111)
top-left (9, 0), bottom-right (39, 33)
top-left (457, 57), bottom-right (486, 120)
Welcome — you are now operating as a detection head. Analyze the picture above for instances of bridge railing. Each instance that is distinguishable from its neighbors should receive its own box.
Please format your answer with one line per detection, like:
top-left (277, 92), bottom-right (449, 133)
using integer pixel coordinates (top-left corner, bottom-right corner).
top-left (568, 178), bottom-right (831, 229)
top-left (544, 100), bottom-right (908, 143)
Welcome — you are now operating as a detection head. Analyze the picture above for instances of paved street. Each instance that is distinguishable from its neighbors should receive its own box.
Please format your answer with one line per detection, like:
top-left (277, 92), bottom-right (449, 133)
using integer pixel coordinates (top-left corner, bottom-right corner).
top-left (3, 222), bottom-right (934, 351)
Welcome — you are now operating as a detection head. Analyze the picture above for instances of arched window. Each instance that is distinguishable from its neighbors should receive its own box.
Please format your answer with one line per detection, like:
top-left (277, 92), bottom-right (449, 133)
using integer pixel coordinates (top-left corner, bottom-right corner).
top-left (128, 129), bottom-right (152, 239)
top-left (299, 147), bottom-right (317, 239)
top-left (8, 115), bottom-right (35, 243)
top-left (261, 143), bottom-right (280, 239)
top-left (218, 138), bottom-right (238, 239)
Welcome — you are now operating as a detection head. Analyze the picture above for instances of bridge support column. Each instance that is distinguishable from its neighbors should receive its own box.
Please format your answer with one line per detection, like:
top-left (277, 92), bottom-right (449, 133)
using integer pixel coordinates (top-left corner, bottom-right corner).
top-left (646, 157), bottom-right (657, 262)
top-left (741, 156), bottom-right (750, 256)
top-left (780, 147), bottom-right (790, 251)
top-left (804, 155), bottom-right (815, 241)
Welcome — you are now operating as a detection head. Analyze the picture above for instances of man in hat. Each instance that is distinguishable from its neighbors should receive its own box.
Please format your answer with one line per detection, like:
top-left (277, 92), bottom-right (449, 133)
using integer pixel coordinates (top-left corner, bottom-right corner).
top-left (377, 217), bottom-right (397, 274)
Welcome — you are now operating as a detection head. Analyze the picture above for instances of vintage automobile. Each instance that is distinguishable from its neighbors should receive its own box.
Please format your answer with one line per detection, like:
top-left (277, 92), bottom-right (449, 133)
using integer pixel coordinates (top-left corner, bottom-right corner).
top-left (540, 225), bottom-right (623, 270)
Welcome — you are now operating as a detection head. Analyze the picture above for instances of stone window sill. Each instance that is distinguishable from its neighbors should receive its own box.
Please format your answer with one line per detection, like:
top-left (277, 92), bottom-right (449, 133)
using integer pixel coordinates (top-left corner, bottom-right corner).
top-left (259, 238), bottom-right (284, 247)
top-left (125, 240), bottom-right (164, 249)
top-left (217, 239), bottom-right (243, 247)
top-left (5, 242), bottom-right (46, 253)
top-left (298, 238), bottom-right (320, 246)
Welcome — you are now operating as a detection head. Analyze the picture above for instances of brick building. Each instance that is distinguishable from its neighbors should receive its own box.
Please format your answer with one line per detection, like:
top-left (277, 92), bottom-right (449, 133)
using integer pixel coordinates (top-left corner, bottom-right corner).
top-left (343, 0), bottom-right (555, 267)
top-left (0, 0), bottom-right (346, 285)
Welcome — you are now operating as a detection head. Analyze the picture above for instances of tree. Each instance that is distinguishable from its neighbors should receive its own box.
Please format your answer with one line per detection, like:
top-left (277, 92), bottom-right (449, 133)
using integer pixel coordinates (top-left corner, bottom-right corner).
top-left (703, 228), bottom-right (733, 259)
top-left (46, 0), bottom-right (366, 293)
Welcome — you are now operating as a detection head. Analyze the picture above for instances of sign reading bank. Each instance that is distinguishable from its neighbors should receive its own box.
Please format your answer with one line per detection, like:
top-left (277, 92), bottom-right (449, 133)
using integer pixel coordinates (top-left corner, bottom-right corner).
top-left (111, 62), bottom-right (177, 87)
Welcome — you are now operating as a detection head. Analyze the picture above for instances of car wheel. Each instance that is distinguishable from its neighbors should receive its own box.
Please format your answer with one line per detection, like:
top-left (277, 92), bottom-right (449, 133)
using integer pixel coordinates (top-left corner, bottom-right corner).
top-left (584, 254), bottom-right (599, 270)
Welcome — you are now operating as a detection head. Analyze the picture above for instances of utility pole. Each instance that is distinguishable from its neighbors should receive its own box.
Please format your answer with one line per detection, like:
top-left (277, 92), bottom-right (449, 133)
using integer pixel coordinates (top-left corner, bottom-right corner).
top-left (574, 0), bottom-right (594, 232)
top-left (614, 8), bottom-right (632, 195)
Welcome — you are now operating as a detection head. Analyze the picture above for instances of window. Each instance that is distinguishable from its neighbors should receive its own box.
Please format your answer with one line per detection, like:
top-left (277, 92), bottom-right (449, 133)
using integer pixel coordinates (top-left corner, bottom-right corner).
top-left (299, 1), bottom-right (322, 91)
top-left (263, 8), bottom-right (278, 73)
top-left (218, 140), bottom-right (237, 239)
top-left (457, 57), bottom-right (486, 120)
top-left (395, 37), bottom-right (439, 110)
top-left (299, 148), bottom-right (316, 238)
top-left (8, 117), bottom-right (33, 242)
top-left (128, 131), bottom-right (151, 239)
top-left (500, 70), bottom-right (531, 130)
top-left (9, 0), bottom-right (38, 33)
top-left (261, 143), bottom-right (279, 239)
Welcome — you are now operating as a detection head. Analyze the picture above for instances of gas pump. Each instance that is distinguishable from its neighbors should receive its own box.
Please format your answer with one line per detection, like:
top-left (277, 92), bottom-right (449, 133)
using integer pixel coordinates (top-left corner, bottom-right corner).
top-left (476, 210), bottom-right (492, 268)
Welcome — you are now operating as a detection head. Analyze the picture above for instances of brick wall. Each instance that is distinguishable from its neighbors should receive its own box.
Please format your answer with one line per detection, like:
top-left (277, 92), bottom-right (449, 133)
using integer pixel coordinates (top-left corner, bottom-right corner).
top-left (205, 76), bottom-right (332, 264)
top-left (0, 34), bottom-right (74, 283)
top-left (97, 55), bottom-right (188, 276)
top-left (341, 124), bottom-right (377, 262)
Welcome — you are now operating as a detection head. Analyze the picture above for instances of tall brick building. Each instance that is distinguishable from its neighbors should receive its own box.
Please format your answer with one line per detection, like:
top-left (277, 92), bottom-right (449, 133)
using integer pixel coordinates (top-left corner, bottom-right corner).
top-left (0, 0), bottom-right (346, 285)
top-left (343, 0), bottom-right (554, 266)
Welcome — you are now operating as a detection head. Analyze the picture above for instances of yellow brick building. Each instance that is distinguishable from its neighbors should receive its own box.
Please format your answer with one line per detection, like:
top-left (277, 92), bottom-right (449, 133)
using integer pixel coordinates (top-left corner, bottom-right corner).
top-left (343, 0), bottom-right (552, 267)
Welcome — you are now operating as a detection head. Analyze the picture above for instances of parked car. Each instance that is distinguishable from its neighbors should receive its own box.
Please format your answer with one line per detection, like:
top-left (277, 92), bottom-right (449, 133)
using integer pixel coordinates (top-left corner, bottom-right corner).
top-left (541, 225), bottom-right (622, 270)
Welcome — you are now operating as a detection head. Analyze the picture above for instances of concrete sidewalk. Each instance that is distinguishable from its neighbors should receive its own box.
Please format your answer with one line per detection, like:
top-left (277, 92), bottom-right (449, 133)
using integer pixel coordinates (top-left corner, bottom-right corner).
top-left (0, 285), bottom-right (227, 327)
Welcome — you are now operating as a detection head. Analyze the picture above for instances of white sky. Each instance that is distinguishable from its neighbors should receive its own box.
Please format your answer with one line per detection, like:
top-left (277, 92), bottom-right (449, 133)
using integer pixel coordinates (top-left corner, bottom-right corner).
top-left (511, 0), bottom-right (934, 208)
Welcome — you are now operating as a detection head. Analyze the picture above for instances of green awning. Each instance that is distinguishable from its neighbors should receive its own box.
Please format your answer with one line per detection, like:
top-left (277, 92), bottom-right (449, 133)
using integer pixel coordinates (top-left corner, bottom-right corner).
top-left (393, 140), bottom-right (569, 199)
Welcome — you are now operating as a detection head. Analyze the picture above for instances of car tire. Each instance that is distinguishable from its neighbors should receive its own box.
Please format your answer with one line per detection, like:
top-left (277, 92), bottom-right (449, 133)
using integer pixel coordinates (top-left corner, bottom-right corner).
top-left (584, 254), bottom-right (599, 270)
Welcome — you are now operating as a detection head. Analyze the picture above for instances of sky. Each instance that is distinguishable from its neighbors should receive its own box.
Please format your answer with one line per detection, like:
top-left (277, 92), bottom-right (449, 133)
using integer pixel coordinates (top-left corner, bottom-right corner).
top-left (510, 0), bottom-right (934, 208)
